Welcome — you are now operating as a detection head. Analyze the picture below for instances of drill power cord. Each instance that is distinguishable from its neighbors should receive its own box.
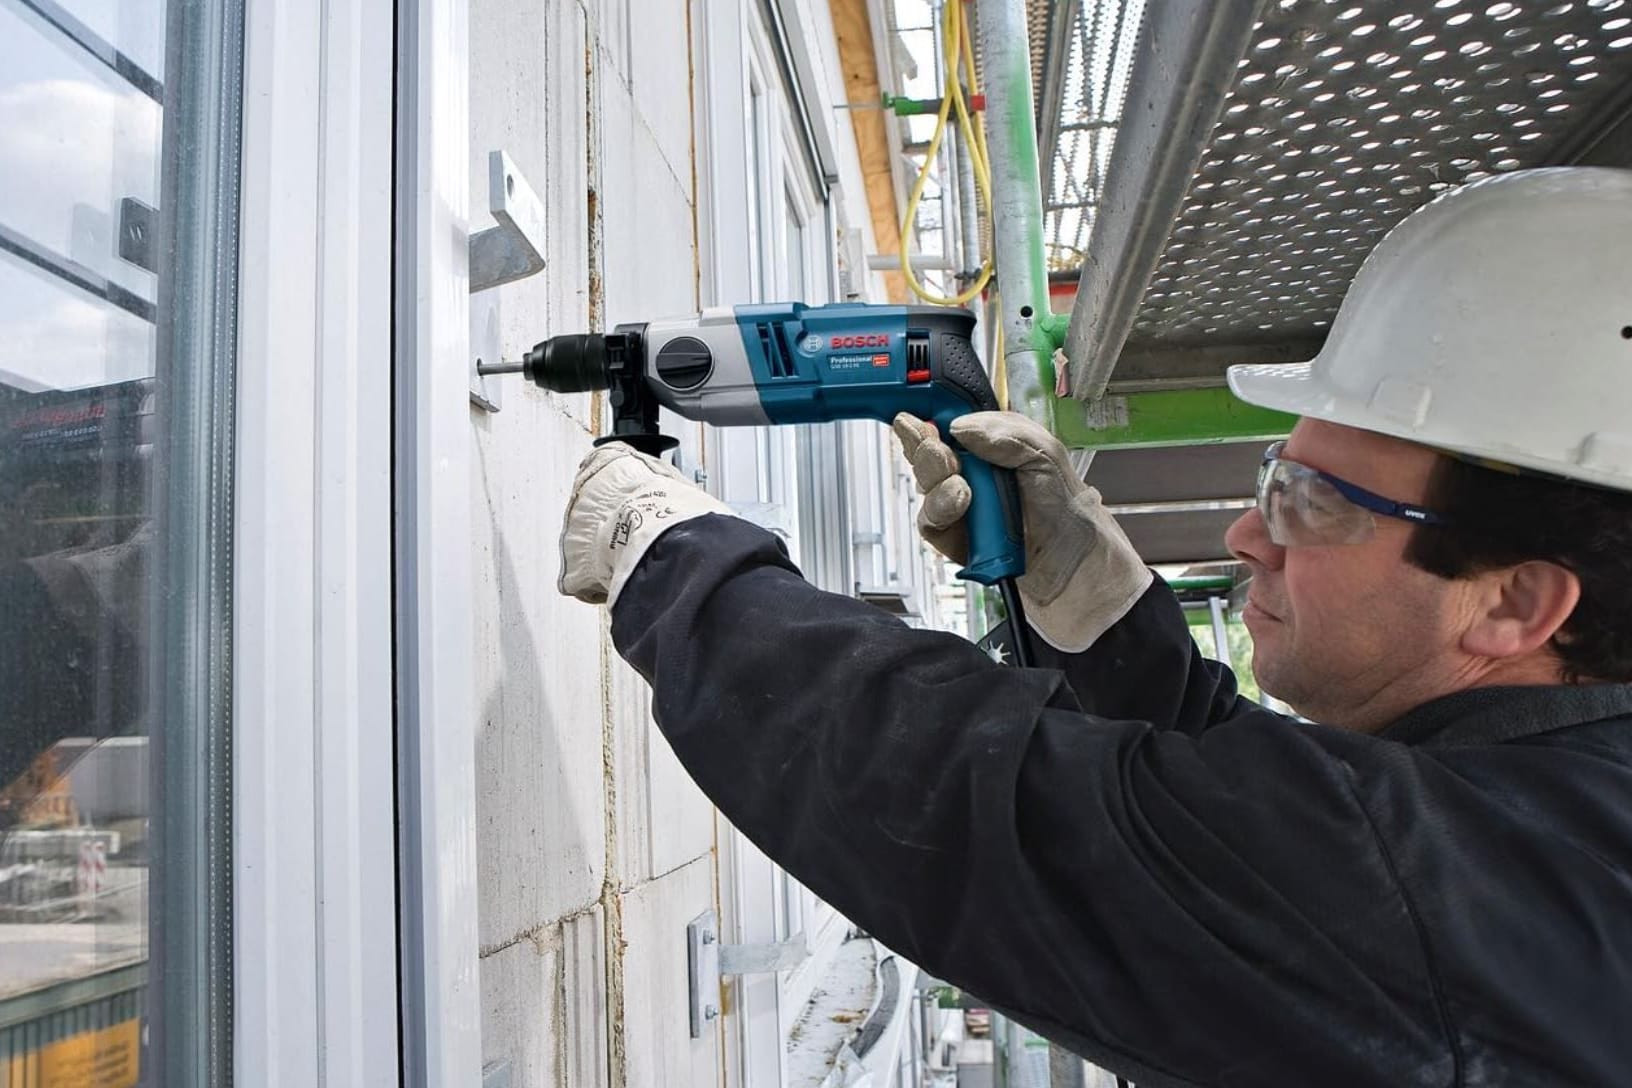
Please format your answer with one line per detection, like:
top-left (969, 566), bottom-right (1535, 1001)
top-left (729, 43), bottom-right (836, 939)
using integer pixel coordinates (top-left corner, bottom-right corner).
top-left (997, 576), bottom-right (1035, 668)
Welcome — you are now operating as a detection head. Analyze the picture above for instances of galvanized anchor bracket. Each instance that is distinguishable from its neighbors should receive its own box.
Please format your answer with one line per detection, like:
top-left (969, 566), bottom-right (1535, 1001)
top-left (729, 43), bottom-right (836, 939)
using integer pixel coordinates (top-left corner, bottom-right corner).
top-left (468, 151), bottom-right (546, 412)
top-left (686, 911), bottom-right (721, 1038)
top-left (469, 150), bottom-right (546, 294)
top-left (719, 934), bottom-right (810, 975)
top-left (686, 909), bottom-right (810, 1037)
top-left (117, 197), bottom-right (158, 274)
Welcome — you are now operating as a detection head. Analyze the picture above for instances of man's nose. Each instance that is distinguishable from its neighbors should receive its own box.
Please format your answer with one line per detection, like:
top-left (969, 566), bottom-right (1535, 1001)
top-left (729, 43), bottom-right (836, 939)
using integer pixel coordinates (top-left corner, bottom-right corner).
top-left (1225, 505), bottom-right (1285, 572)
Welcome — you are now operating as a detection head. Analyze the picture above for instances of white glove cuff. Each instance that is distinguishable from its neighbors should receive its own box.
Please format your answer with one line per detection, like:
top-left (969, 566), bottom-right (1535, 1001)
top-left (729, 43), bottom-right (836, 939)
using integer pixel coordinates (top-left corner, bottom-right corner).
top-left (559, 446), bottom-right (731, 606)
top-left (603, 487), bottom-right (728, 605)
top-left (1024, 561), bottom-right (1153, 654)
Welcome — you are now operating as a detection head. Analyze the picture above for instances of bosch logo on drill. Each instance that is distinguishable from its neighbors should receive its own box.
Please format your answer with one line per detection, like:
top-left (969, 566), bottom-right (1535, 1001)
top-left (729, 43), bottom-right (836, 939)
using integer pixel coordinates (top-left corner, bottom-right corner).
top-left (830, 334), bottom-right (890, 349)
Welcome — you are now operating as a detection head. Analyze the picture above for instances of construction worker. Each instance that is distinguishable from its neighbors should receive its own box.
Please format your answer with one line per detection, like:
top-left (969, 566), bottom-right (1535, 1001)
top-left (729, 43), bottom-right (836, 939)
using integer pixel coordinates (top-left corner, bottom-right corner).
top-left (556, 167), bottom-right (1632, 1085)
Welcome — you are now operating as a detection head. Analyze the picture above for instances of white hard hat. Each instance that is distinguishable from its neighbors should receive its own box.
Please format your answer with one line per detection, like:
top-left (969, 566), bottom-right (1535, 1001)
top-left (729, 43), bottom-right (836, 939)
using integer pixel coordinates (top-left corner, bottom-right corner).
top-left (1227, 167), bottom-right (1632, 491)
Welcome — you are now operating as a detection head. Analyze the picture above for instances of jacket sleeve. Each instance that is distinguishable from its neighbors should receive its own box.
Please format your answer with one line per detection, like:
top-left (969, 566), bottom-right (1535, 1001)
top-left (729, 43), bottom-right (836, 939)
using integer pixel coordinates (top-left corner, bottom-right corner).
top-left (612, 516), bottom-right (1451, 1087)
top-left (1023, 578), bottom-right (1258, 737)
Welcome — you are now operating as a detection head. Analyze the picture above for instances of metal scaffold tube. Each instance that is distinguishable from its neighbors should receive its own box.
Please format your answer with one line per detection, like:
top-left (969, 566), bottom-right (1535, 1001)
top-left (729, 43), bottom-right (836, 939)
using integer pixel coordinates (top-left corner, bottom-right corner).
top-left (956, 115), bottom-right (982, 290)
top-left (976, 0), bottom-right (1056, 427)
top-left (973, 9), bottom-right (1137, 1083)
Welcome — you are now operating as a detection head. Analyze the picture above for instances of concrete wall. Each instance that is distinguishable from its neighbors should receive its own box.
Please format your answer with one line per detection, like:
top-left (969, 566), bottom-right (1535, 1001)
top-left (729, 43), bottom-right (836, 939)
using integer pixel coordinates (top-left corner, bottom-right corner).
top-left (468, 0), bottom-right (716, 1083)
top-left (466, 0), bottom-right (938, 1084)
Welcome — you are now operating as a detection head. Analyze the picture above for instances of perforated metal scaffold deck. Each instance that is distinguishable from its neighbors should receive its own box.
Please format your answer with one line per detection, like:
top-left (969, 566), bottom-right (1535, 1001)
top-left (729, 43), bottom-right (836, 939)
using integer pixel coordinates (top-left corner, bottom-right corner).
top-left (1029, 0), bottom-right (1632, 564)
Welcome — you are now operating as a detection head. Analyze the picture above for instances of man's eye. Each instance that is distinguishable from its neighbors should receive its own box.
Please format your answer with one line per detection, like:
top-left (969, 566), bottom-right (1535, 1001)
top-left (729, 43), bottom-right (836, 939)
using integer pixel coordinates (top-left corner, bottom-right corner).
top-left (1302, 480), bottom-right (1352, 517)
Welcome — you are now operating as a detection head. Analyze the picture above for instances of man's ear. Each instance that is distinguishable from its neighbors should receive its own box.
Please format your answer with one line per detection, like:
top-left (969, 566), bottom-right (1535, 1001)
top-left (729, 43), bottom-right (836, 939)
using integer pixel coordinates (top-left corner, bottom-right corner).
top-left (1461, 560), bottom-right (1581, 663)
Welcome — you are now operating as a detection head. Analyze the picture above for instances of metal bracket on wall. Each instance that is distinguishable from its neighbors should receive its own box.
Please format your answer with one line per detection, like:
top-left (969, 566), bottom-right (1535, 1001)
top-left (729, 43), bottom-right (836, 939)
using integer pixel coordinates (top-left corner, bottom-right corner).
top-left (117, 197), bottom-right (158, 274)
top-left (686, 910), bottom-right (722, 1039)
top-left (686, 909), bottom-right (811, 1038)
top-left (469, 150), bottom-right (546, 293)
top-left (470, 294), bottom-right (503, 412)
top-left (469, 150), bottom-right (547, 412)
top-left (719, 933), bottom-right (809, 975)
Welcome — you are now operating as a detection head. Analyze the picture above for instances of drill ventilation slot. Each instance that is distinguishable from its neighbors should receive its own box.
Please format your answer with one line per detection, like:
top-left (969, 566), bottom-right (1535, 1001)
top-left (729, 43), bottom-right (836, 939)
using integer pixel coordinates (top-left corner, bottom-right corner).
top-left (758, 322), bottom-right (800, 379)
top-left (906, 332), bottom-right (932, 383)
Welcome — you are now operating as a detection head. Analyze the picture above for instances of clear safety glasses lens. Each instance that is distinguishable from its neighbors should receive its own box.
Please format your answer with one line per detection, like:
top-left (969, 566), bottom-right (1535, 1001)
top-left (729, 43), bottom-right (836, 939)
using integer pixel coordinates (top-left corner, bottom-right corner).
top-left (1256, 457), bottom-right (1377, 547)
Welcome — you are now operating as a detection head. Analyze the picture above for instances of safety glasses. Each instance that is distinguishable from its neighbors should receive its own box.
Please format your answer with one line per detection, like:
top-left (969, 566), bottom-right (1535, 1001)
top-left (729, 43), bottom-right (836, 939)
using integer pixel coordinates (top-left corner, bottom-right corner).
top-left (1256, 441), bottom-right (1452, 547)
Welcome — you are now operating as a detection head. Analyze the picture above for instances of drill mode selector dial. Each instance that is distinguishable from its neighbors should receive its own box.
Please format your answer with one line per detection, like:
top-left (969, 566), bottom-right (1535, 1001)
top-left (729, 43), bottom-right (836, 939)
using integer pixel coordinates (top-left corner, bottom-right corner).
top-left (654, 336), bottom-right (714, 390)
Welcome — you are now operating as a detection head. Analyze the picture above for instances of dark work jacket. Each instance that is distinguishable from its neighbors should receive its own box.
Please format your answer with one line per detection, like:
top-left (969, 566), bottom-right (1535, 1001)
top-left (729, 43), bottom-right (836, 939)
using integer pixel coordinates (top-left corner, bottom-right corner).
top-left (612, 516), bottom-right (1632, 1087)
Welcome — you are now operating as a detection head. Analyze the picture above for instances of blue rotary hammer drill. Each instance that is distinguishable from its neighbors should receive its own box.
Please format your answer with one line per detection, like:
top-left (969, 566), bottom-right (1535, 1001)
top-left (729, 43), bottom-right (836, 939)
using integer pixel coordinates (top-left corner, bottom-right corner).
top-left (483, 302), bottom-right (1033, 661)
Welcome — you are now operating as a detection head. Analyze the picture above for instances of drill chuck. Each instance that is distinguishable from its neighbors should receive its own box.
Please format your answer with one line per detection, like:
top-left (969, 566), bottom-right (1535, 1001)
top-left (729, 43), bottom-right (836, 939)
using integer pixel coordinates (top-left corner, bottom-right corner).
top-left (512, 326), bottom-right (671, 457)
top-left (524, 333), bottom-right (613, 394)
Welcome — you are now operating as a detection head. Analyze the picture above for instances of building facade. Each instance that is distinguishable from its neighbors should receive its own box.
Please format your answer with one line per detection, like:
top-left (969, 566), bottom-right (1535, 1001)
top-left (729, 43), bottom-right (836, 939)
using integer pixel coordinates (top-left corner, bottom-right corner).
top-left (0, 0), bottom-right (980, 1084)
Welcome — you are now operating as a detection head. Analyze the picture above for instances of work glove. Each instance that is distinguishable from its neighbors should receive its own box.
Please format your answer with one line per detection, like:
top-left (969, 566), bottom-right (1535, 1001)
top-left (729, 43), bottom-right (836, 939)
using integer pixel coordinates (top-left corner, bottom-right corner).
top-left (558, 443), bottom-right (731, 606)
top-left (893, 411), bottom-right (1152, 652)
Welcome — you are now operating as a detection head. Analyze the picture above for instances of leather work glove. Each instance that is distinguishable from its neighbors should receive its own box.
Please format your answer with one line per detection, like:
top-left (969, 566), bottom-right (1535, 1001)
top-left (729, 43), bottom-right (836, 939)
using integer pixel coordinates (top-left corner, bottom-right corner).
top-left (893, 411), bottom-right (1152, 652)
top-left (559, 443), bottom-right (731, 606)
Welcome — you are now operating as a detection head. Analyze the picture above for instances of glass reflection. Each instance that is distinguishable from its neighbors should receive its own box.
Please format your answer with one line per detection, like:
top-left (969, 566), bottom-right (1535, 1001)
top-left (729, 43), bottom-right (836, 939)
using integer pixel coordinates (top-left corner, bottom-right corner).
top-left (1, 0), bottom-right (162, 1079)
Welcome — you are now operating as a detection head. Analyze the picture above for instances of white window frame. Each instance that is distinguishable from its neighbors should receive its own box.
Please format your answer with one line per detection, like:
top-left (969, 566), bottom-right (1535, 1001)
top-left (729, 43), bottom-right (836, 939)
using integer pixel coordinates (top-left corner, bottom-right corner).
top-left (729, 22), bottom-right (802, 1086)
top-left (391, 0), bottom-right (484, 1084)
top-left (234, 0), bottom-right (402, 1082)
top-left (695, 3), bottom-right (861, 1083)
top-left (234, 0), bottom-right (480, 1083)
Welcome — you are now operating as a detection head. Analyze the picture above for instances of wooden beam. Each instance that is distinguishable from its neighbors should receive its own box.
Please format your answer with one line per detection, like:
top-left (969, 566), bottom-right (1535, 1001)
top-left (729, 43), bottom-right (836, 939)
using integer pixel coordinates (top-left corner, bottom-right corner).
top-left (830, 0), bottom-right (907, 303)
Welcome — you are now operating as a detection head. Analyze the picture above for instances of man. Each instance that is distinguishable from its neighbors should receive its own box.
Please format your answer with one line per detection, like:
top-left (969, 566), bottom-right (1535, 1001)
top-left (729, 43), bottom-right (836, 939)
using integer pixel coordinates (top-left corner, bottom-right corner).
top-left (557, 168), bottom-right (1632, 1084)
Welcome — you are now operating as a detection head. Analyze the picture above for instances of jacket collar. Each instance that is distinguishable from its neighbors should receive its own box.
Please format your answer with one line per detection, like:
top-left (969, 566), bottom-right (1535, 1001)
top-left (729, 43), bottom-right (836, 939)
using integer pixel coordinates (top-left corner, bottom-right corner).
top-left (1381, 683), bottom-right (1632, 748)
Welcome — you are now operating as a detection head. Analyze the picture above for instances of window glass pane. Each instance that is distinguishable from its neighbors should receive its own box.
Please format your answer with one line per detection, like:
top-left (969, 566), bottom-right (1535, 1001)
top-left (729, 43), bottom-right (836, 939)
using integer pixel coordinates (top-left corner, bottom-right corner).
top-left (0, 4), bottom-right (162, 303)
top-left (1, 0), bottom-right (237, 1078)
top-left (33, 0), bottom-right (168, 82)
top-left (0, 259), bottom-right (155, 391)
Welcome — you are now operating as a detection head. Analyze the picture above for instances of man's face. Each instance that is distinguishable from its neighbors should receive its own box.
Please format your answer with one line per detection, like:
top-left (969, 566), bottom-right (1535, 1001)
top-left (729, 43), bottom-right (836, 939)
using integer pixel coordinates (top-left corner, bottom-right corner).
top-left (1223, 419), bottom-right (1480, 731)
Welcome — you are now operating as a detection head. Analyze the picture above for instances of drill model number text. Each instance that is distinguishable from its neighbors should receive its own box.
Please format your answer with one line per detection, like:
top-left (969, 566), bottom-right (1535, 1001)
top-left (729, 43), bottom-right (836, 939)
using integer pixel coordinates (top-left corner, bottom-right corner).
top-left (828, 353), bottom-right (893, 370)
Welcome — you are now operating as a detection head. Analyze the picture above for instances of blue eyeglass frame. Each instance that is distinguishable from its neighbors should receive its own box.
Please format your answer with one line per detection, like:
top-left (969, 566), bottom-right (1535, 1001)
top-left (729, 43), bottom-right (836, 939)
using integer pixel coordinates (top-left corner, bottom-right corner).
top-left (1260, 441), bottom-right (1454, 528)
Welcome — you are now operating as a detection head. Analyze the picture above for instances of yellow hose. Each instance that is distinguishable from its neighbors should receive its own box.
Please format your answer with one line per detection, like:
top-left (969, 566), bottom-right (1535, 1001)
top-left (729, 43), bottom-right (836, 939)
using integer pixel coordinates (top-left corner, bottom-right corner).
top-left (898, 1), bottom-right (993, 308)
